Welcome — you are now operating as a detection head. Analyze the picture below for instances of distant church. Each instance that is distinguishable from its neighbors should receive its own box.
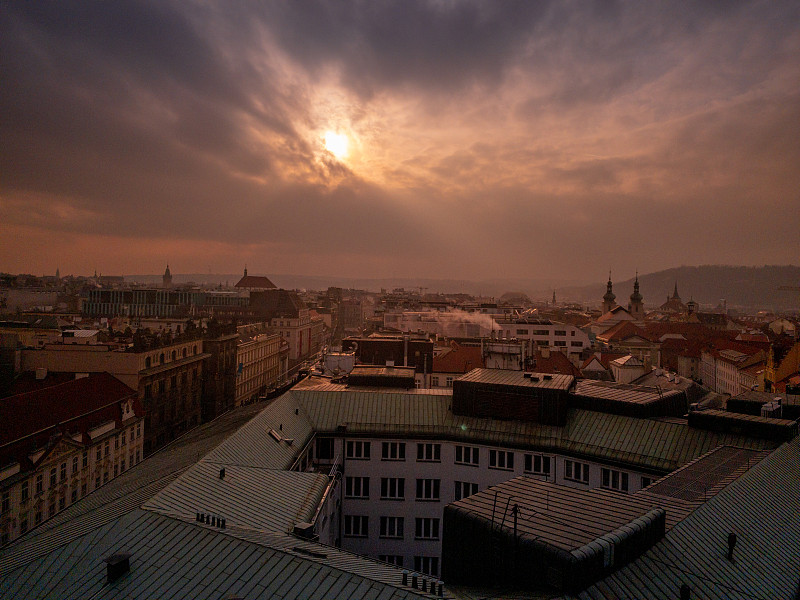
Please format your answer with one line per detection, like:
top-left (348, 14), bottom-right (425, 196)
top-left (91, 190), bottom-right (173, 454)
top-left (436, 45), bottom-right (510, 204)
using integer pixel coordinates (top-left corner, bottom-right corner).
top-left (162, 264), bottom-right (173, 289)
top-left (659, 282), bottom-right (687, 313)
top-left (594, 273), bottom-right (645, 335)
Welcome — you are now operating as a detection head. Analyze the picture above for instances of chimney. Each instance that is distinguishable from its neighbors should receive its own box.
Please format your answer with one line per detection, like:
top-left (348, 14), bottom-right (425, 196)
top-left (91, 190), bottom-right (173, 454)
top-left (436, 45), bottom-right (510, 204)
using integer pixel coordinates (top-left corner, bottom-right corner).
top-left (680, 584), bottom-right (691, 600)
top-left (104, 553), bottom-right (131, 584)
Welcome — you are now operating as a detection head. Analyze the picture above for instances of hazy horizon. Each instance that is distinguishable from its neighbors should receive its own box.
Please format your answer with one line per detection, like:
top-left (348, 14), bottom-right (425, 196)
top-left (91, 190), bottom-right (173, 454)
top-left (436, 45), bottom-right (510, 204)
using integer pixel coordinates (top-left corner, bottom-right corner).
top-left (2, 1), bottom-right (798, 279)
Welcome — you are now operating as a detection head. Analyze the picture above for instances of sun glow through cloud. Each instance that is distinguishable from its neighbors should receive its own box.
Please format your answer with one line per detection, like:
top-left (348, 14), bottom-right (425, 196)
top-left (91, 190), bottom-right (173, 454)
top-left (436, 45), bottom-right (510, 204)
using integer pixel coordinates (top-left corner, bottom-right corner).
top-left (324, 131), bottom-right (349, 159)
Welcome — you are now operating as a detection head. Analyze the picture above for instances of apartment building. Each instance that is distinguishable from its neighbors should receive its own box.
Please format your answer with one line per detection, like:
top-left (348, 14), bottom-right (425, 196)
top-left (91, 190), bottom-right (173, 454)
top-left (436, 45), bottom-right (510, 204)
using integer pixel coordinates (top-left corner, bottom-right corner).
top-left (493, 317), bottom-right (590, 358)
top-left (0, 374), bottom-right (144, 547)
top-left (235, 323), bottom-right (287, 406)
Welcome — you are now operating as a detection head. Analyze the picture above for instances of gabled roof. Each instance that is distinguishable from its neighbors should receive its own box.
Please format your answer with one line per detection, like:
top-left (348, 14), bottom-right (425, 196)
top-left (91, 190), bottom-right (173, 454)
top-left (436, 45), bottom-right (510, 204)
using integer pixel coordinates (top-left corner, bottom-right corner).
top-left (596, 305), bottom-right (633, 323)
top-left (597, 320), bottom-right (649, 343)
top-left (234, 274), bottom-right (277, 289)
top-left (531, 350), bottom-right (581, 377)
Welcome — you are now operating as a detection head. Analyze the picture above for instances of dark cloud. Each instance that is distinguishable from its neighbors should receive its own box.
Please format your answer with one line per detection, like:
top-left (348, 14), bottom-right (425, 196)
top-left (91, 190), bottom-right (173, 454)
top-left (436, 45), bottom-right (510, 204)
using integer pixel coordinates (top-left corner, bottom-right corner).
top-left (1, 0), bottom-right (798, 280)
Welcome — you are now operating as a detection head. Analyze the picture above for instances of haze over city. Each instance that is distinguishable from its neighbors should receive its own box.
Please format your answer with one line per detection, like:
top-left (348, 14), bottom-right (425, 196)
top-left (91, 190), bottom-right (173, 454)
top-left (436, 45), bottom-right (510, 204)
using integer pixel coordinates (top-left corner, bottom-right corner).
top-left (2, 1), bottom-right (799, 281)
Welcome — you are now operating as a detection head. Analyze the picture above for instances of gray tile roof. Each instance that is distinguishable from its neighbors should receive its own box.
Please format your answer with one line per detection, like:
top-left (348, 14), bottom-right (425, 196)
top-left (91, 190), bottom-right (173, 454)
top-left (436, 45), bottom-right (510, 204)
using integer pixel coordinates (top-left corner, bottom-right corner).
top-left (0, 510), bottom-right (431, 600)
top-left (565, 437), bottom-right (800, 600)
top-left (457, 368), bottom-right (575, 390)
top-left (293, 387), bottom-right (775, 472)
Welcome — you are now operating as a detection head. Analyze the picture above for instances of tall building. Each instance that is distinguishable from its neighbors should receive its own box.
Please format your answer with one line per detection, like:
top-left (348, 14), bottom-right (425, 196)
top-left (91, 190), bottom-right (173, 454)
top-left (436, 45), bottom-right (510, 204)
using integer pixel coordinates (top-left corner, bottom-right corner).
top-left (162, 265), bottom-right (172, 289)
top-left (628, 272), bottom-right (645, 320)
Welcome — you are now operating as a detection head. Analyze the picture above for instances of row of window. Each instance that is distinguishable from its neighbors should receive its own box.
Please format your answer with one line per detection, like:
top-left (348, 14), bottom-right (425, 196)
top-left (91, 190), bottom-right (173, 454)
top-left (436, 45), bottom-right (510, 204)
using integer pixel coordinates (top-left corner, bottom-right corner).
top-left (344, 516), bottom-right (441, 541)
top-left (345, 478), bottom-right (482, 503)
top-left (345, 441), bottom-right (551, 474)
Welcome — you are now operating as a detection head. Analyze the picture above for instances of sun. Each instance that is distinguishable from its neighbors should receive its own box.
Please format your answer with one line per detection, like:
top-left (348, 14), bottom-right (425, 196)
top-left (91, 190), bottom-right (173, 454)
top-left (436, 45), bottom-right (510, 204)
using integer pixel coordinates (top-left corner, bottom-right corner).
top-left (324, 131), bottom-right (349, 159)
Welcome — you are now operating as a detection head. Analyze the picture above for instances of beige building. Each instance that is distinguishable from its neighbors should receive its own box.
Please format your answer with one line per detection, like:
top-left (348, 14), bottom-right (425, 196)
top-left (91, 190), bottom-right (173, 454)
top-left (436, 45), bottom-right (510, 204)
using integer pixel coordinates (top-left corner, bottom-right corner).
top-left (21, 338), bottom-right (207, 455)
top-left (235, 323), bottom-right (287, 406)
top-left (0, 373), bottom-right (144, 547)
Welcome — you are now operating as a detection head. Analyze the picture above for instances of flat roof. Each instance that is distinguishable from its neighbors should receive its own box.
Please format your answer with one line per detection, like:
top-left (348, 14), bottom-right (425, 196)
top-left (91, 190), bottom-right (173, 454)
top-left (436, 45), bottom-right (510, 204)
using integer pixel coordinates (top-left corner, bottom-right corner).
top-left (457, 368), bottom-right (574, 391)
top-left (573, 379), bottom-right (684, 405)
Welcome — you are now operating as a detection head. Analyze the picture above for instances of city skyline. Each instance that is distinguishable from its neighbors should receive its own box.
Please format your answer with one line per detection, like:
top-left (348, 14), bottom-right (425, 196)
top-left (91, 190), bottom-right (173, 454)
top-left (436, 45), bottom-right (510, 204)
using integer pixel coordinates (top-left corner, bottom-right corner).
top-left (2, 1), bottom-right (799, 280)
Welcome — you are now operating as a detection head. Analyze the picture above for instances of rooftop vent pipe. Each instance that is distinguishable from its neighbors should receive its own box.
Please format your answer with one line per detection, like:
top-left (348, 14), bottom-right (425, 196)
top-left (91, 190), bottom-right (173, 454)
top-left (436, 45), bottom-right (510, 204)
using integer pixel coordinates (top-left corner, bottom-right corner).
top-left (104, 553), bottom-right (131, 584)
top-left (727, 532), bottom-right (737, 561)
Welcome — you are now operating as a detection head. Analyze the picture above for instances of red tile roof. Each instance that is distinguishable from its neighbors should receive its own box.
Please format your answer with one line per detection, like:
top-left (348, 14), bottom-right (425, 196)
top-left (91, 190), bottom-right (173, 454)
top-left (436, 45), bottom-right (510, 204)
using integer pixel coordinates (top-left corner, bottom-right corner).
top-left (0, 373), bottom-right (140, 467)
top-left (597, 320), bottom-right (649, 343)
top-left (530, 351), bottom-right (581, 377)
top-left (235, 275), bottom-right (277, 289)
top-left (432, 342), bottom-right (484, 374)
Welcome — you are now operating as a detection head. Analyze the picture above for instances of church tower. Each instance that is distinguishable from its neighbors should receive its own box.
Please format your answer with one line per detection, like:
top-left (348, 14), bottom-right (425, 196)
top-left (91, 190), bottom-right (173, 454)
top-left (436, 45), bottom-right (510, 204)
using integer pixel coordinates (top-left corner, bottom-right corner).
top-left (163, 264), bottom-right (173, 289)
top-left (628, 272), bottom-right (644, 320)
top-left (602, 272), bottom-right (616, 314)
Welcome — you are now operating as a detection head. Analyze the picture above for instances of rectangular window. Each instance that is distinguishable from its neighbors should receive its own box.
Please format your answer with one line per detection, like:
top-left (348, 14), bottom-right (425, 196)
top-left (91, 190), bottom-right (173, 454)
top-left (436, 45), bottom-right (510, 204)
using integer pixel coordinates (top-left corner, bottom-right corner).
top-left (0, 492), bottom-right (8, 514)
top-left (121, 459), bottom-right (126, 472)
top-left (60, 462), bottom-right (67, 481)
top-left (571, 341), bottom-right (583, 347)
top-left (524, 454), bottom-right (551, 476)
top-left (20, 518), bottom-right (28, 534)
top-left (601, 468), bottom-right (629, 492)
top-left (455, 445), bottom-right (479, 466)
top-left (454, 481), bottom-right (479, 501)
top-left (36, 474), bottom-right (43, 494)
top-left (554, 340), bottom-right (567, 346)
top-left (344, 476), bottom-right (370, 499)
top-left (445, 376), bottom-right (454, 388)
top-left (72, 456), bottom-right (78, 474)
top-left (95, 476), bottom-right (101, 489)
top-left (59, 496), bottom-right (65, 510)
top-left (81, 483), bottom-right (87, 496)
top-left (431, 376), bottom-right (439, 387)
top-left (415, 478), bottom-right (440, 501)
top-left (379, 555), bottom-right (404, 567)
top-left (96, 447), bottom-right (102, 461)
top-left (21, 481), bottom-right (29, 503)
top-left (345, 440), bottom-right (370, 460)
top-left (414, 556), bottom-right (439, 577)
top-left (379, 516), bottom-right (404, 539)
top-left (49, 501), bottom-right (56, 517)
top-left (35, 511), bottom-right (42, 525)
top-left (50, 468), bottom-right (57, 487)
top-left (565, 460), bottom-right (590, 484)
top-left (641, 476), bottom-right (653, 489)
top-left (104, 440), bottom-right (110, 457)
top-left (382, 442), bottom-right (406, 461)
top-left (71, 489), bottom-right (77, 504)
top-left (416, 443), bottom-right (441, 462)
top-left (489, 450), bottom-right (514, 470)
top-left (380, 478), bottom-right (405, 500)
top-left (516, 329), bottom-right (528, 335)
top-left (415, 518), bottom-right (440, 540)
top-left (343, 515), bottom-right (368, 537)
top-left (555, 330), bottom-right (567, 336)
top-left (316, 438), bottom-right (334, 460)
top-left (121, 432), bottom-right (126, 446)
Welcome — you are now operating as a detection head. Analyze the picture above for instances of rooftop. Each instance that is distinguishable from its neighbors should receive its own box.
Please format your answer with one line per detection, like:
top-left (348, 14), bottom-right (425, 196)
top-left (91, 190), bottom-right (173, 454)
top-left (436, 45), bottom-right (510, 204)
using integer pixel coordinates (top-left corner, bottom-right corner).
top-left (456, 368), bottom-right (574, 391)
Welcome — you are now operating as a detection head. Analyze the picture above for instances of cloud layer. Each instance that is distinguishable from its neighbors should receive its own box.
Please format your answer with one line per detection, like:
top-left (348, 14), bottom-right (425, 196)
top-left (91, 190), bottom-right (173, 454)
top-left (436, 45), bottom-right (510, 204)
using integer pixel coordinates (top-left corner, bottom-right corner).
top-left (2, 0), bottom-right (798, 282)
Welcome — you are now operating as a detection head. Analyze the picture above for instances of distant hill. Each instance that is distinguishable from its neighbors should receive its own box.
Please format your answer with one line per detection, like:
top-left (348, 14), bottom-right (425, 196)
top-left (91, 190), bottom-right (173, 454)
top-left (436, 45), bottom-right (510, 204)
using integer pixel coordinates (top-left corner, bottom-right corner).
top-left (550, 265), bottom-right (800, 312)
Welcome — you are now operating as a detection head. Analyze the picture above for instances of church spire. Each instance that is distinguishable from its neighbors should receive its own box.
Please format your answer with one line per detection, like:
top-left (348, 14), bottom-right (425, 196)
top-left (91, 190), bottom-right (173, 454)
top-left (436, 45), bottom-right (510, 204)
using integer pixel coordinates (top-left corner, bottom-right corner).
top-left (672, 281), bottom-right (680, 300)
top-left (602, 271), bottom-right (616, 313)
top-left (244, 264), bottom-right (248, 277)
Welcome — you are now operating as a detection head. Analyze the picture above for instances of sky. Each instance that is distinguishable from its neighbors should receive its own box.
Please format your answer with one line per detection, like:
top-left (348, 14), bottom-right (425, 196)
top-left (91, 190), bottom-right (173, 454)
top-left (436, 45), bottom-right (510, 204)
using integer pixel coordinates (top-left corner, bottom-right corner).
top-left (1, 0), bottom-right (798, 283)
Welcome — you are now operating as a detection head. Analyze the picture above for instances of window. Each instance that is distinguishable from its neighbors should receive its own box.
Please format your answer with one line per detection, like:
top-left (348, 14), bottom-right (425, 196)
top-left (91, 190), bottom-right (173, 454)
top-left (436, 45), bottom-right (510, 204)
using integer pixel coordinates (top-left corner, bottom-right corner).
top-left (379, 516), bottom-right (404, 539)
top-left (60, 462), bottom-right (67, 481)
top-left (0, 492), bottom-right (8, 514)
top-left (565, 460), bottom-right (589, 483)
top-left (380, 478), bottom-right (405, 500)
top-left (445, 376), bottom-right (454, 388)
top-left (115, 436), bottom-right (119, 450)
top-left (95, 476), bottom-right (101, 489)
top-left (71, 489), bottom-right (77, 504)
top-left (415, 518), bottom-right (440, 540)
top-left (454, 481), bottom-right (479, 501)
top-left (455, 445), bottom-right (479, 466)
top-left (516, 329), bottom-right (528, 335)
top-left (524, 454), bottom-right (551, 476)
top-left (72, 456), bottom-right (78, 474)
top-left (21, 480), bottom-right (29, 503)
top-left (555, 330), bottom-right (566, 336)
top-left (121, 432), bottom-right (126, 446)
top-left (103, 472), bottom-right (109, 484)
top-left (601, 468), bottom-right (629, 492)
top-left (20, 518), bottom-right (28, 534)
top-left (35, 474), bottom-right (43, 494)
top-left (416, 443), bottom-right (441, 462)
top-left (415, 479), bottom-right (440, 501)
top-left (50, 468), bottom-right (57, 487)
top-left (489, 450), bottom-right (514, 470)
top-left (136, 450), bottom-right (140, 463)
top-left (431, 376), bottom-right (439, 386)
top-left (82, 451), bottom-right (88, 468)
top-left (35, 511), bottom-right (42, 525)
top-left (96, 447), bottom-right (102, 461)
top-left (381, 442), bottom-right (406, 461)
top-left (554, 340), bottom-right (567, 346)
top-left (345, 477), bottom-right (370, 499)
top-left (343, 515), bottom-right (368, 537)
top-left (59, 496), bottom-right (65, 511)
top-left (414, 556), bottom-right (439, 577)
top-left (641, 476), bottom-right (653, 489)
top-left (81, 483), bottom-right (87, 496)
top-left (121, 459), bottom-right (126, 473)
top-left (104, 440), bottom-right (110, 457)
top-left (379, 555), bottom-right (404, 567)
top-left (345, 440), bottom-right (370, 460)
top-left (571, 341), bottom-right (583, 347)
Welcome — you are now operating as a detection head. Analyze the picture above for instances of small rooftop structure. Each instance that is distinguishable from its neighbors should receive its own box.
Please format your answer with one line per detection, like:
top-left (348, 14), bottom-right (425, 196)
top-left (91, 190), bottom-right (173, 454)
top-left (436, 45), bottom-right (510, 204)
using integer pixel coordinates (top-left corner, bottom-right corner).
top-left (347, 365), bottom-right (416, 388)
top-left (443, 476), bottom-right (666, 593)
top-left (571, 379), bottom-right (687, 418)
